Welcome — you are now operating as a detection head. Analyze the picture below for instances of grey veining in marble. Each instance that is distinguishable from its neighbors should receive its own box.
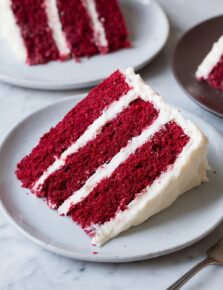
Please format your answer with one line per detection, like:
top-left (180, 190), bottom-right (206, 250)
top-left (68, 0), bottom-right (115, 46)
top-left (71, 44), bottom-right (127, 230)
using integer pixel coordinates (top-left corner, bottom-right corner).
top-left (0, 1), bottom-right (222, 289)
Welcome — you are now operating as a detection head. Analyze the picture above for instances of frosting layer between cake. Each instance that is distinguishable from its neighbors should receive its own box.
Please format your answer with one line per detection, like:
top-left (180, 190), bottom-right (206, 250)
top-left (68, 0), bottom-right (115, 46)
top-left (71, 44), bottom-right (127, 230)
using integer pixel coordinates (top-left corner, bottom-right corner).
top-left (82, 0), bottom-right (108, 52)
top-left (45, 0), bottom-right (70, 57)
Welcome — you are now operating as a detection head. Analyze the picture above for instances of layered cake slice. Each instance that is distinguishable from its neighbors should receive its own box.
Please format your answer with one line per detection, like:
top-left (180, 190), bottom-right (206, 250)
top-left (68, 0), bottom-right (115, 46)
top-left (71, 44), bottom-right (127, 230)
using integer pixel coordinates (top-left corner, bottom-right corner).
top-left (196, 35), bottom-right (223, 91)
top-left (16, 68), bottom-right (209, 246)
top-left (0, 0), bottom-right (130, 65)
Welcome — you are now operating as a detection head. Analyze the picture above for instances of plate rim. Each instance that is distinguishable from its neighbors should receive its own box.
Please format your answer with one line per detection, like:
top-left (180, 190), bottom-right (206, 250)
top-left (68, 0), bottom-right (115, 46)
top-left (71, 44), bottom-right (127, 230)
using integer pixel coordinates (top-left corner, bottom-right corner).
top-left (171, 15), bottom-right (223, 118)
top-left (0, 95), bottom-right (223, 263)
top-left (0, 0), bottom-right (169, 90)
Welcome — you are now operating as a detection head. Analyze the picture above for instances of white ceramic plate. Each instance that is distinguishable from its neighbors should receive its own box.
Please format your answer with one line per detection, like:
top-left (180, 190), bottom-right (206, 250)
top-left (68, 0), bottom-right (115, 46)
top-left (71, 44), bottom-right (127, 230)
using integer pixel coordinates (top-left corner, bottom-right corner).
top-left (0, 0), bottom-right (169, 90)
top-left (0, 96), bottom-right (223, 263)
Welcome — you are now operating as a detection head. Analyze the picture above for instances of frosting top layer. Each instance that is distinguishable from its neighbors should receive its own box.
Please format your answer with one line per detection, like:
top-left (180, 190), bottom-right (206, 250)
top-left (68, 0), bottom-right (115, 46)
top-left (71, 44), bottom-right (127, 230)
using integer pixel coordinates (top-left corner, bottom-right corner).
top-left (196, 35), bottom-right (223, 79)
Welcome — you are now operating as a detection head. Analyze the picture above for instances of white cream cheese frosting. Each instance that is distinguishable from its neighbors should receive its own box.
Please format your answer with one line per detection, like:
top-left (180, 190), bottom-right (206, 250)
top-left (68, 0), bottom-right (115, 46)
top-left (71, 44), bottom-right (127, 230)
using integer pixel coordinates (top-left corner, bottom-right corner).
top-left (0, 0), bottom-right (27, 61)
top-left (45, 0), bottom-right (70, 57)
top-left (196, 35), bottom-right (223, 79)
top-left (60, 67), bottom-right (209, 247)
top-left (82, 0), bottom-right (108, 51)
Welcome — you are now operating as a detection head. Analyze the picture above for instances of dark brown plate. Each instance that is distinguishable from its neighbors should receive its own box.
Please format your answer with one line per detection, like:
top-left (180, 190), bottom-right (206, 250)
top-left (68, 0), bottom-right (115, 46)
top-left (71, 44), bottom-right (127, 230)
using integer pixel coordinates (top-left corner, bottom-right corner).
top-left (172, 15), bottom-right (223, 117)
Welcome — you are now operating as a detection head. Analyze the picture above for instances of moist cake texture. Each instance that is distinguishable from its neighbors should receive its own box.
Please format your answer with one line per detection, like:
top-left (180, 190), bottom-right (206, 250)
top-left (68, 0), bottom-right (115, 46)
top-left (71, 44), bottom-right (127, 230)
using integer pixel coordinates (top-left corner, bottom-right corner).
top-left (0, 0), bottom-right (130, 65)
top-left (16, 68), bottom-right (209, 246)
top-left (196, 35), bottom-right (223, 91)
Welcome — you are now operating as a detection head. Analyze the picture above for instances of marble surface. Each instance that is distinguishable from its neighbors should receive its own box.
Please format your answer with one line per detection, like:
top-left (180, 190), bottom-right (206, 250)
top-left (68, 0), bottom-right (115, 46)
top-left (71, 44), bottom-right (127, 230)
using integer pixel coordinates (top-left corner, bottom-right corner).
top-left (0, 0), bottom-right (223, 289)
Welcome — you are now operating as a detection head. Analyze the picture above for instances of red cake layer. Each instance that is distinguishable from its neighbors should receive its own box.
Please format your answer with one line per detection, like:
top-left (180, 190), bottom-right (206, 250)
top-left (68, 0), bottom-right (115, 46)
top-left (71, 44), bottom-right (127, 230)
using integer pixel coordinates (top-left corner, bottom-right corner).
top-left (207, 54), bottom-right (223, 91)
top-left (40, 99), bottom-right (158, 208)
top-left (70, 121), bottom-right (189, 231)
top-left (11, 0), bottom-right (59, 65)
top-left (56, 0), bottom-right (98, 58)
top-left (95, 0), bottom-right (130, 52)
top-left (16, 70), bottom-right (131, 189)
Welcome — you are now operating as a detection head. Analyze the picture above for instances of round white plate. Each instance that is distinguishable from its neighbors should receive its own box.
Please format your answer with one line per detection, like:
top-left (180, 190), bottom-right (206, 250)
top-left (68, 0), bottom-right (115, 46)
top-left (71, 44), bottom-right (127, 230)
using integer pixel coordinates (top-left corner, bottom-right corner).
top-left (0, 0), bottom-right (169, 90)
top-left (0, 96), bottom-right (223, 263)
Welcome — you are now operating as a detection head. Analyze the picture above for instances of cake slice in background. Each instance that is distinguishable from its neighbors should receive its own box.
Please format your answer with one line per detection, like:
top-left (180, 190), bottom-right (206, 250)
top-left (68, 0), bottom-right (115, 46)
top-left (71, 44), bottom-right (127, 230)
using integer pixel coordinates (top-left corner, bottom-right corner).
top-left (16, 68), bottom-right (209, 246)
top-left (196, 35), bottom-right (223, 91)
top-left (0, 0), bottom-right (130, 65)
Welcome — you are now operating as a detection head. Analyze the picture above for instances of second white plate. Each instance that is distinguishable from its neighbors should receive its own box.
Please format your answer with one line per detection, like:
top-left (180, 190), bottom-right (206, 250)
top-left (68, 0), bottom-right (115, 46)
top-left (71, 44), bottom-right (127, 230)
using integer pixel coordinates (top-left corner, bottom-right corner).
top-left (0, 0), bottom-right (169, 90)
top-left (0, 96), bottom-right (223, 262)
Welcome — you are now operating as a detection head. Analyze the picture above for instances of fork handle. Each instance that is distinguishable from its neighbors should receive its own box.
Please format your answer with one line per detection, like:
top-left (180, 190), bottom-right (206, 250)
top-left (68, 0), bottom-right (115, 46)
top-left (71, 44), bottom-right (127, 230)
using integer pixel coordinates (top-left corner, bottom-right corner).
top-left (166, 257), bottom-right (218, 290)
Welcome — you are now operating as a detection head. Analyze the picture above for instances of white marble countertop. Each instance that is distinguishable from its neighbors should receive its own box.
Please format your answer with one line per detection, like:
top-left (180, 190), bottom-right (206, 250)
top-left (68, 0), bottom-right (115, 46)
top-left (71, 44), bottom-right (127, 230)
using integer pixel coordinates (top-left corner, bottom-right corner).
top-left (0, 1), bottom-right (223, 289)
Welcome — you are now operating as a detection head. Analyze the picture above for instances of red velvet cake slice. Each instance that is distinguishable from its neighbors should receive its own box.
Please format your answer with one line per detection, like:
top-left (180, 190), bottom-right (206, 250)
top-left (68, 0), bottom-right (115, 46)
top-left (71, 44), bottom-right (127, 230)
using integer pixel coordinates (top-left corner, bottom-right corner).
top-left (16, 68), bottom-right (209, 246)
top-left (196, 35), bottom-right (223, 91)
top-left (0, 0), bottom-right (130, 64)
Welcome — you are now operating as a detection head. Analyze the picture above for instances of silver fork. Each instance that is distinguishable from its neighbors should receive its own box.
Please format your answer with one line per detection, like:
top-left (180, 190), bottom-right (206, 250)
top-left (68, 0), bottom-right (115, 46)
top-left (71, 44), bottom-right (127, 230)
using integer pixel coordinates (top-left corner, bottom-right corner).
top-left (167, 238), bottom-right (223, 290)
